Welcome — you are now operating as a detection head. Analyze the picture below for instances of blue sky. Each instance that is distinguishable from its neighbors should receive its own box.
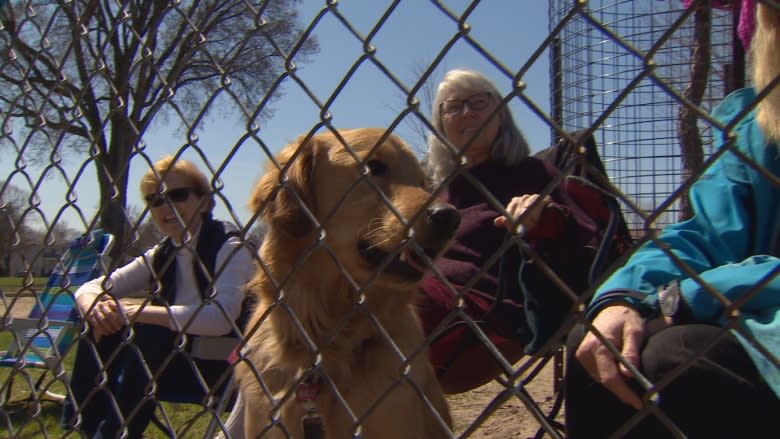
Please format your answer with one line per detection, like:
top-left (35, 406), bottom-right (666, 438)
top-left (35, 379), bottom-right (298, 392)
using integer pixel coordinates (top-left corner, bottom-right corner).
top-left (2, 1), bottom-right (553, 233)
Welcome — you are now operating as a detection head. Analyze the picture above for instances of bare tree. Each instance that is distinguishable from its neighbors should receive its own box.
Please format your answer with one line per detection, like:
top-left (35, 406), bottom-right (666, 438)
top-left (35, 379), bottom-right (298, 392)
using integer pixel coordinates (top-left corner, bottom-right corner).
top-left (402, 61), bottom-right (439, 157)
top-left (0, 181), bottom-right (36, 275)
top-left (123, 204), bottom-right (162, 259)
top-left (0, 179), bottom-right (82, 276)
top-left (48, 220), bottom-right (80, 244)
top-left (0, 0), bottom-right (317, 261)
top-left (677, 3), bottom-right (710, 221)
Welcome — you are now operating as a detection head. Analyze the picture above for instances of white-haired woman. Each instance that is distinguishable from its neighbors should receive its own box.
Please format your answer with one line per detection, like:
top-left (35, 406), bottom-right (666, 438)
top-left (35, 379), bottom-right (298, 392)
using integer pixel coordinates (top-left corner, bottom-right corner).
top-left (418, 68), bottom-right (604, 394)
top-left (566, 3), bottom-right (780, 437)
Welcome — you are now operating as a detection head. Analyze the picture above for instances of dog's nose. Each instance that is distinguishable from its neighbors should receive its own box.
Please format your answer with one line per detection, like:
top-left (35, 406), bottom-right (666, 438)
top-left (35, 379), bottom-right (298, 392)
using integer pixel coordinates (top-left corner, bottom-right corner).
top-left (427, 203), bottom-right (461, 235)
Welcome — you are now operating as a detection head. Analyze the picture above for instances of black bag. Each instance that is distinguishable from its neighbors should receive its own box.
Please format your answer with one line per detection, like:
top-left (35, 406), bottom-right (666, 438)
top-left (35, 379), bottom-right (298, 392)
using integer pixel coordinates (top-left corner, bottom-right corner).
top-left (534, 129), bottom-right (633, 264)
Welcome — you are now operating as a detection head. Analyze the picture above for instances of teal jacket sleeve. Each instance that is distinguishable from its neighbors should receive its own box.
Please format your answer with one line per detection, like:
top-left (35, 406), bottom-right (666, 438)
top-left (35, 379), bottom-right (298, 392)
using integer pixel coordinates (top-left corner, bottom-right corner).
top-left (589, 88), bottom-right (780, 322)
top-left (679, 255), bottom-right (780, 321)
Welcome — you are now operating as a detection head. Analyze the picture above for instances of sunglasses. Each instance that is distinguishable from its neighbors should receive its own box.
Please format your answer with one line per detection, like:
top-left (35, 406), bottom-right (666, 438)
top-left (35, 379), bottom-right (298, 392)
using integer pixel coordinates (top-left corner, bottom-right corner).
top-left (144, 187), bottom-right (197, 208)
top-left (440, 92), bottom-right (494, 117)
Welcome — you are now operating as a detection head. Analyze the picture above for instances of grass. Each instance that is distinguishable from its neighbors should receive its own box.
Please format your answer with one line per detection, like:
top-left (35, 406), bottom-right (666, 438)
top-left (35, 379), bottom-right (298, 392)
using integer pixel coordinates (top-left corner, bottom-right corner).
top-left (0, 330), bottom-right (230, 438)
top-left (0, 277), bottom-right (47, 292)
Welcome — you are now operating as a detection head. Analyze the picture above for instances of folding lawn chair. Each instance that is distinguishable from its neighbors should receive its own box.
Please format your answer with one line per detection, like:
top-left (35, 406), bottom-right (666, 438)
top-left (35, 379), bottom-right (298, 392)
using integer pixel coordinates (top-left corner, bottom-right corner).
top-left (0, 228), bottom-right (114, 404)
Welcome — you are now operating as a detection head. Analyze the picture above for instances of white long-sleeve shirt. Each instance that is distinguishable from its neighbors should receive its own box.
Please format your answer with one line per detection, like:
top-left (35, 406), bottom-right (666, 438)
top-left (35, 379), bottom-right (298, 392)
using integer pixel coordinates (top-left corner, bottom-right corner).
top-left (75, 231), bottom-right (255, 336)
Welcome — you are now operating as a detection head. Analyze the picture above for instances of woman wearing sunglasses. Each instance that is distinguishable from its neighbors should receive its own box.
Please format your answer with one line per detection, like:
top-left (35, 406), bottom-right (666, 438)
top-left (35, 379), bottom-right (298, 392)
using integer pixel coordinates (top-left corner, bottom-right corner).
top-left (62, 155), bottom-right (255, 438)
top-left (418, 68), bottom-right (606, 394)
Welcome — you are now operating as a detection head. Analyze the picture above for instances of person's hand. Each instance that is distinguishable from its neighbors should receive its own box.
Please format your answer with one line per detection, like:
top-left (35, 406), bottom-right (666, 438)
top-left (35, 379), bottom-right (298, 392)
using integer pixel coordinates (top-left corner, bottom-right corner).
top-left (120, 301), bottom-right (142, 323)
top-left (574, 304), bottom-right (645, 410)
top-left (493, 194), bottom-right (552, 235)
top-left (645, 314), bottom-right (672, 336)
top-left (79, 295), bottom-right (125, 342)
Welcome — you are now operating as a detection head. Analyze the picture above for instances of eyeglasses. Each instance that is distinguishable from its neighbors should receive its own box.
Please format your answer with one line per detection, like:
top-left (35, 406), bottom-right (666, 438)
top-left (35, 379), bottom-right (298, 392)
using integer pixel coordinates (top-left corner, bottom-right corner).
top-left (144, 187), bottom-right (197, 208)
top-left (440, 92), bottom-right (494, 117)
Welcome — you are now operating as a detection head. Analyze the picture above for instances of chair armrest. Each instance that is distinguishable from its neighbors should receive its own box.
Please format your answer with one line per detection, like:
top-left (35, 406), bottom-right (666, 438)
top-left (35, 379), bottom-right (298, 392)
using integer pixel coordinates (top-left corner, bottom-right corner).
top-left (190, 336), bottom-right (240, 361)
top-left (7, 318), bottom-right (74, 331)
top-left (1, 318), bottom-right (77, 367)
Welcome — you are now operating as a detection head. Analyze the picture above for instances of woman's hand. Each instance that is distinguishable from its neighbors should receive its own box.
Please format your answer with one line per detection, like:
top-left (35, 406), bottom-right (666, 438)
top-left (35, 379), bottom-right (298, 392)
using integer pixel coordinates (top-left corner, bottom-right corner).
top-left (120, 300), bottom-right (173, 329)
top-left (77, 294), bottom-right (125, 342)
top-left (120, 301), bottom-right (142, 322)
top-left (574, 304), bottom-right (646, 410)
top-left (493, 193), bottom-right (552, 234)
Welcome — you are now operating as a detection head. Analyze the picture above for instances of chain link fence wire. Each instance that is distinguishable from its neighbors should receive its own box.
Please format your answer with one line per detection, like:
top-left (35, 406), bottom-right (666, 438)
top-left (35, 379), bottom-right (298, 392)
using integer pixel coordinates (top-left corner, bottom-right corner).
top-left (551, 0), bottom-right (740, 232)
top-left (0, 0), bottom-right (776, 437)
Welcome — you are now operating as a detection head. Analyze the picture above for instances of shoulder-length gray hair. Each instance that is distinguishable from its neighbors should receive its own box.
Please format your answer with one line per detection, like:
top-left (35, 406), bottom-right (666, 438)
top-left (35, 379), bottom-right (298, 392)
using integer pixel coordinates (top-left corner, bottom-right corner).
top-left (424, 68), bottom-right (530, 187)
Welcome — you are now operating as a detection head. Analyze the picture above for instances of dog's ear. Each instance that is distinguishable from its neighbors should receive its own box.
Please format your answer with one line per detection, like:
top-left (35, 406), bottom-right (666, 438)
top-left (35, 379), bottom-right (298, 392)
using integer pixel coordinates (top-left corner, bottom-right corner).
top-left (249, 135), bottom-right (317, 236)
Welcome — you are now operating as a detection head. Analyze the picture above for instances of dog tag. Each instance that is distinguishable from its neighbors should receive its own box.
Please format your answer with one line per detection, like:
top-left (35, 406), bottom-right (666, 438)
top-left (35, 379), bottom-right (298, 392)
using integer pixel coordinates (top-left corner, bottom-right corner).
top-left (302, 413), bottom-right (324, 439)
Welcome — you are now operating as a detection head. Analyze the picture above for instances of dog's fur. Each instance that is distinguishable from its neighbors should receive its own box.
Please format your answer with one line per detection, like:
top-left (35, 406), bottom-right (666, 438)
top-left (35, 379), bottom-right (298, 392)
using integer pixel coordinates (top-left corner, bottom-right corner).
top-left (238, 128), bottom-right (458, 438)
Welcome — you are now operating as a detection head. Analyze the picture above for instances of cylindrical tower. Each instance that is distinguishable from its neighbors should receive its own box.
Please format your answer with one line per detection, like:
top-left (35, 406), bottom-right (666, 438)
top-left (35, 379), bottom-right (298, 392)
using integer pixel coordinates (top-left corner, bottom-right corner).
top-left (550, 1), bottom-right (740, 231)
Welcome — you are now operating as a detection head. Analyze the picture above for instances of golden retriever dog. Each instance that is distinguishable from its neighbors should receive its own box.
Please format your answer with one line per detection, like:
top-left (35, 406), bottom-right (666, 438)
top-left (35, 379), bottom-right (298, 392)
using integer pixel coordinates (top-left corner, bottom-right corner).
top-left (238, 128), bottom-right (459, 438)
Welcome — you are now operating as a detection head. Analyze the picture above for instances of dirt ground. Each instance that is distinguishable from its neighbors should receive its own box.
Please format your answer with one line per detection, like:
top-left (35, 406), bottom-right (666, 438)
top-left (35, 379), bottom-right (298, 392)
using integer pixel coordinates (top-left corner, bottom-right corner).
top-left (447, 360), bottom-right (563, 439)
top-left (1, 296), bottom-right (563, 438)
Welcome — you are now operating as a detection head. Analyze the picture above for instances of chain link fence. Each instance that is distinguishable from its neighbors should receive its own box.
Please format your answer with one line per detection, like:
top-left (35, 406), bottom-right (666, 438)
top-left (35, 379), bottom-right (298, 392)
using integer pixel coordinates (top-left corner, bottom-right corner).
top-left (0, 1), bottom-right (777, 438)
top-left (552, 0), bottom-right (740, 231)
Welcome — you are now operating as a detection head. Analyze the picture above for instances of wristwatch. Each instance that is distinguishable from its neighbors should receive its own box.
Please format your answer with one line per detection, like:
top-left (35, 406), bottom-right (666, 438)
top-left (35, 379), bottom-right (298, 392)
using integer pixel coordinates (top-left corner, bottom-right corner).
top-left (657, 280), bottom-right (681, 318)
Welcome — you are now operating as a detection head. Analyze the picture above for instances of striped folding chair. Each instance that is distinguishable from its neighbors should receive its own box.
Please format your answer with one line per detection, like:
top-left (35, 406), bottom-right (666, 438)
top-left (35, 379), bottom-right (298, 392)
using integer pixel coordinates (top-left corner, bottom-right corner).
top-left (0, 229), bottom-right (114, 403)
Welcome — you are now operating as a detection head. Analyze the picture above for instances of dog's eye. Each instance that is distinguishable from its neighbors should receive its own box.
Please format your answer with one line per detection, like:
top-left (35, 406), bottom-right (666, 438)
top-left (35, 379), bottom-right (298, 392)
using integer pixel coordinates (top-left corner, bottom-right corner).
top-left (365, 160), bottom-right (388, 177)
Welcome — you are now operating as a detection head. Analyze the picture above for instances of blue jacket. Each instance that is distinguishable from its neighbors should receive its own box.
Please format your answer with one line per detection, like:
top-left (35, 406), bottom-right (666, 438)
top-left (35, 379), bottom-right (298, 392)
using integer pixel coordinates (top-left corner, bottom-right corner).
top-left (589, 88), bottom-right (780, 398)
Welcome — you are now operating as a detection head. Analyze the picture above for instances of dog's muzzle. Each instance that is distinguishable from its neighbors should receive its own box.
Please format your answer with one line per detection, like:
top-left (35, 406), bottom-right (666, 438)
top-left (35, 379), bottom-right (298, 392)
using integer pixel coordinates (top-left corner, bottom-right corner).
top-left (426, 202), bottom-right (461, 243)
top-left (357, 202), bottom-right (460, 280)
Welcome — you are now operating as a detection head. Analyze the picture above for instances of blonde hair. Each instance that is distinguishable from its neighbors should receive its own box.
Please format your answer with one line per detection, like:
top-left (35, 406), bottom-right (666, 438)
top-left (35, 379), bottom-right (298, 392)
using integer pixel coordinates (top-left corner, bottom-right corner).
top-left (140, 155), bottom-right (214, 213)
top-left (424, 69), bottom-right (530, 187)
top-left (752, 3), bottom-right (780, 142)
